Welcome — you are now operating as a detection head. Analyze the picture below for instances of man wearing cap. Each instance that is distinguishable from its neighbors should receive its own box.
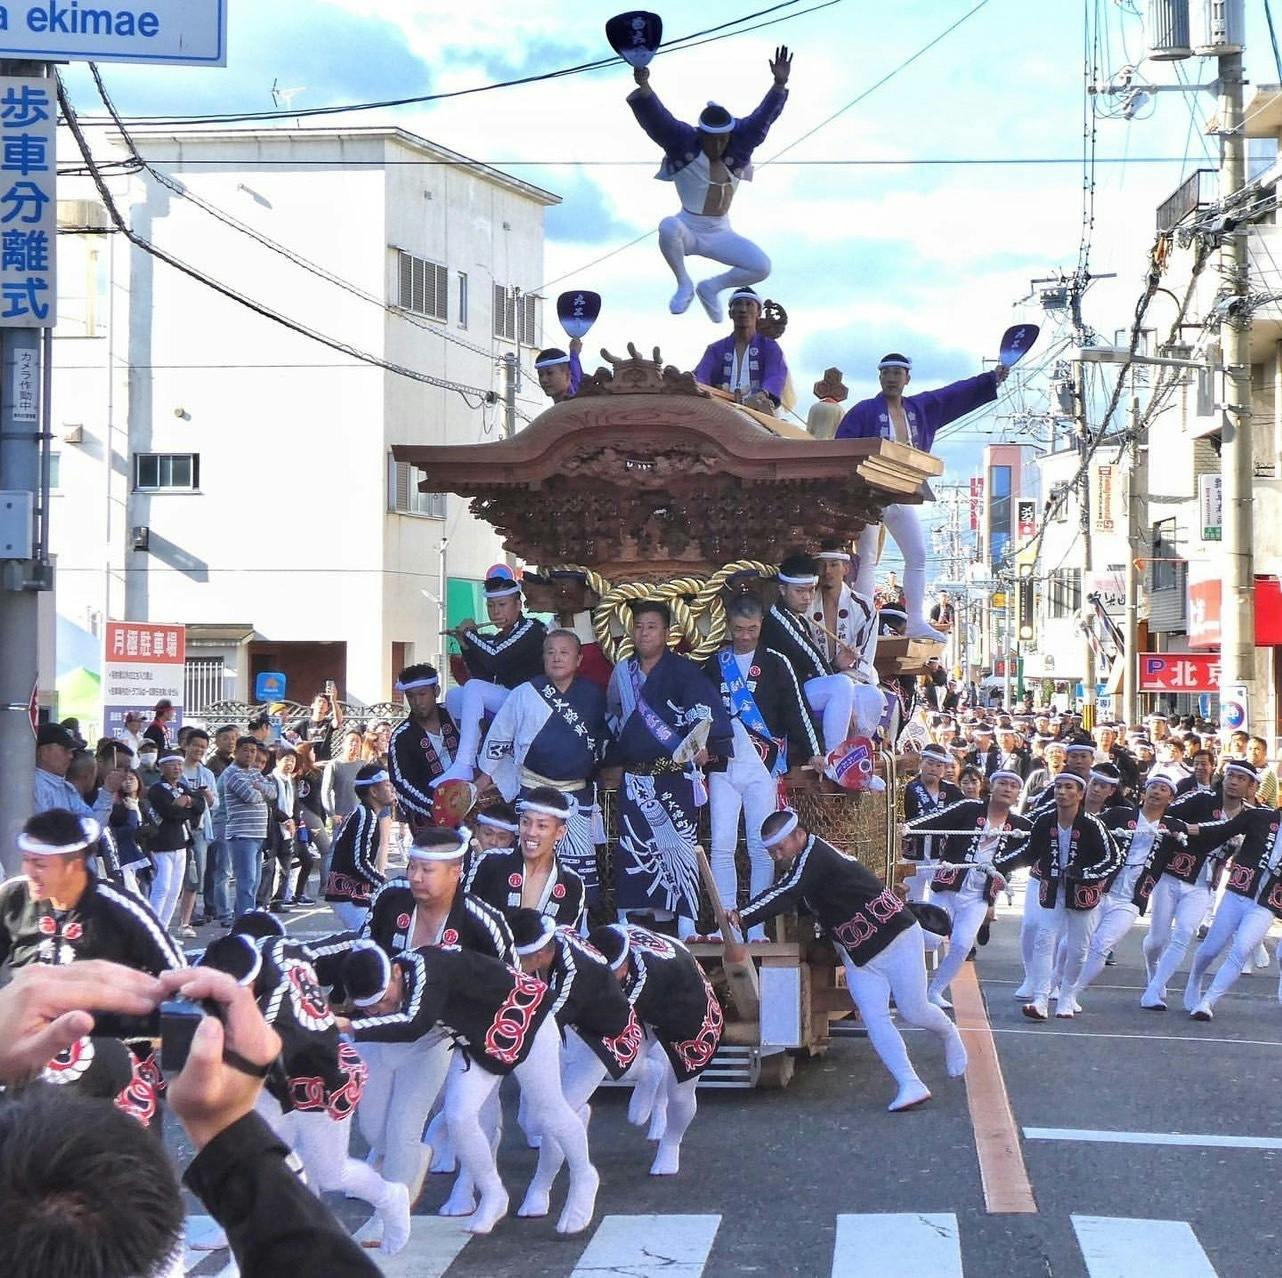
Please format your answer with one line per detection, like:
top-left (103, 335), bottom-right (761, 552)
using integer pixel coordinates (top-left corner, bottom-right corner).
top-left (438, 578), bottom-right (548, 787)
top-left (476, 628), bottom-right (608, 901)
top-left (762, 552), bottom-right (862, 752)
top-left (387, 663), bottom-right (460, 826)
top-left (339, 936), bottom-right (598, 1236)
top-left (731, 810), bottom-right (967, 1112)
top-left (702, 594), bottom-right (821, 936)
top-left (904, 770), bottom-right (1031, 1007)
top-left (466, 787), bottom-right (586, 930)
top-left (902, 744), bottom-right (963, 905)
top-left (586, 922), bottom-right (725, 1169)
top-left (535, 338), bottom-right (583, 404)
top-left (323, 763), bottom-right (395, 931)
top-left (692, 286), bottom-right (788, 414)
top-left (627, 47), bottom-right (792, 321)
top-left (837, 353), bottom-right (1009, 641)
top-left (119, 710), bottom-right (146, 762)
top-left (33, 723), bottom-right (114, 822)
top-left (994, 774), bottom-right (1122, 1020)
top-left (605, 600), bottom-right (731, 938)
top-left (0, 810), bottom-right (185, 1038)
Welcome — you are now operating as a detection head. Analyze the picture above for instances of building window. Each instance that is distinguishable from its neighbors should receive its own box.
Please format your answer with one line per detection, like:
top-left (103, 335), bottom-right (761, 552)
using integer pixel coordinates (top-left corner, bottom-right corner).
top-left (396, 250), bottom-right (449, 321)
top-left (48, 453), bottom-right (60, 489)
top-left (388, 458), bottom-right (446, 518)
top-left (1151, 518), bottom-right (1182, 591)
top-left (134, 453), bottom-right (199, 492)
top-left (492, 284), bottom-right (538, 344)
top-left (1048, 568), bottom-right (1082, 619)
top-left (184, 657), bottom-right (225, 714)
top-left (988, 463), bottom-right (1012, 567)
top-left (458, 272), bottom-right (468, 329)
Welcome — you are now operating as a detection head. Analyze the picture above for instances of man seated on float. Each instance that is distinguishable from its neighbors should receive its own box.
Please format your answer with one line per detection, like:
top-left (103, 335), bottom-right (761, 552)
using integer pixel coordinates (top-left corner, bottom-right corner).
top-left (535, 339), bottom-right (583, 404)
top-left (388, 663), bottom-right (460, 826)
top-left (809, 540), bottom-right (886, 737)
top-left (547, 568), bottom-right (613, 691)
top-left (692, 287), bottom-right (787, 415)
top-left (476, 628), bottom-right (608, 902)
top-left (760, 552), bottom-right (857, 753)
top-left (837, 352), bottom-right (1008, 641)
top-left (439, 575), bottom-right (547, 786)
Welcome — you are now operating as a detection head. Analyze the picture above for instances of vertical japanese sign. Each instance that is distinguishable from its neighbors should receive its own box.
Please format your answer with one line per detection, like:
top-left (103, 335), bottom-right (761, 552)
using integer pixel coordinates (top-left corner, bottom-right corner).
top-left (102, 622), bottom-right (186, 739)
top-left (1198, 473), bottom-right (1222, 542)
top-left (1017, 500), bottom-right (1036, 538)
top-left (0, 77), bottom-right (55, 328)
top-left (1093, 463), bottom-right (1117, 533)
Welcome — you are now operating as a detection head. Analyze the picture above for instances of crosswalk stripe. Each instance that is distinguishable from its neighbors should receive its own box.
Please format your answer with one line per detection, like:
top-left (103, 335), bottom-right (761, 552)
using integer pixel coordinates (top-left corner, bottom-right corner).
top-left (182, 1215), bottom-right (236, 1276)
top-left (568, 1214), bottom-right (722, 1277)
top-left (1072, 1216), bottom-right (1218, 1278)
top-left (832, 1213), bottom-right (963, 1277)
top-left (366, 1217), bottom-right (472, 1277)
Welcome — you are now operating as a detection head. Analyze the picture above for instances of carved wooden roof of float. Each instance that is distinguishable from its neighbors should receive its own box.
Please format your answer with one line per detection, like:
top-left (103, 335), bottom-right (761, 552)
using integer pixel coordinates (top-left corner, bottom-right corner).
top-left (392, 345), bottom-right (943, 581)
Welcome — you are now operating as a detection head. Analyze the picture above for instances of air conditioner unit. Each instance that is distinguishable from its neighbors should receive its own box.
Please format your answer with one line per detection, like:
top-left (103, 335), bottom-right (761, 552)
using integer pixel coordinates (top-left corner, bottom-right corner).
top-left (60, 423), bottom-right (84, 444)
top-left (1145, 0), bottom-right (1192, 61)
top-left (1192, 0), bottom-right (1245, 55)
top-left (55, 199), bottom-right (109, 231)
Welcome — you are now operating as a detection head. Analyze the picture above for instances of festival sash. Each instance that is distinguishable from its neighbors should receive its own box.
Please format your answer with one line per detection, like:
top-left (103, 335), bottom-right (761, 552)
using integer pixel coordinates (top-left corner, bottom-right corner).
top-left (619, 660), bottom-right (680, 755)
top-left (717, 649), bottom-right (786, 776)
top-left (537, 679), bottom-right (601, 760)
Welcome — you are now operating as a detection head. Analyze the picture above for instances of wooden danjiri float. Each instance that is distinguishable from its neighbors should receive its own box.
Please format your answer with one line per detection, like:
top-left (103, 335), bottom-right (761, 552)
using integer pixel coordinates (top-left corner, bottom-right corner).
top-left (393, 344), bottom-right (945, 1089)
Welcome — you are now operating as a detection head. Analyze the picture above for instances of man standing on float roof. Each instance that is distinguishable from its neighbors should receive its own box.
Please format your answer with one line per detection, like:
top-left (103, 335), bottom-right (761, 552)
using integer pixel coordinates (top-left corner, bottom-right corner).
top-left (837, 352), bottom-right (1009, 641)
top-left (627, 46), bottom-right (792, 323)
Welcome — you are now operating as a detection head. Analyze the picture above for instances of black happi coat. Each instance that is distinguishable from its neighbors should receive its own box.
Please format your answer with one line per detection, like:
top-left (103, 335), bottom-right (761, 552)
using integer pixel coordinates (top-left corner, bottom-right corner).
top-left (459, 616), bottom-right (548, 689)
top-left (903, 778), bottom-right (964, 862)
top-left (905, 798), bottom-right (1032, 904)
top-left (995, 808), bottom-right (1122, 910)
top-left (739, 836), bottom-right (915, 965)
top-left (466, 847), bottom-right (586, 930)
top-left (544, 928), bottom-right (642, 1080)
top-left (388, 710), bottom-right (461, 821)
top-left (324, 802), bottom-right (384, 905)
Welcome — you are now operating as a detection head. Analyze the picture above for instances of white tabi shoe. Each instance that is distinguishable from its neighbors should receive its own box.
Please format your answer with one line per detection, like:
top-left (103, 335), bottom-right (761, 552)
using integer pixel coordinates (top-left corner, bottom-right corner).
top-left (905, 618), bottom-right (948, 643)
top-left (888, 1079), bottom-right (932, 1112)
top-left (378, 1182), bottom-right (412, 1257)
top-left (945, 1030), bottom-right (968, 1078)
top-left (1189, 1000), bottom-right (1214, 1022)
top-left (696, 280), bottom-right (724, 324)
top-left (928, 989), bottom-right (953, 1010)
top-left (1012, 984), bottom-right (1033, 1000)
top-left (1022, 998), bottom-right (1049, 1021)
top-left (669, 281), bottom-right (695, 315)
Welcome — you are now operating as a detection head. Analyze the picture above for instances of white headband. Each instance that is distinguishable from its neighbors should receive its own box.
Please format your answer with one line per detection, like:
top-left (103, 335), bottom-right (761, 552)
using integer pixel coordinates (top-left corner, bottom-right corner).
top-left (354, 769), bottom-right (390, 789)
top-left (517, 799), bottom-right (572, 821)
top-left (814, 551), bottom-right (851, 561)
top-left (476, 813), bottom-right (519, 834)
top-left (1089, 770), bottom-right (1119, 784)
top-left (1224, 761), bottom-right (1257, 780)
top-left (778, 573), bottom-right (819, 586)
top-left (1066, 744), bottom-right (1096, 755)
top-left (699, 103), bottom-right (735, 135)
top-left (534, 353), bottom-right (571, 369)
top-left (407, 832), bottom-right (469, 862)
top-left (484, 584), bottom-right (521, 599)
top-left (351, 943), bottom-right (393, 1008)
top-left (397, 677), bottom-right (439, 692)
top-left (988, 769), bottom-right (1024, 785)
top-left (1143, 774), bottom-right (1177, 791)
top-left (16, 816), bottom-right (100, 856)
top-left (920, 746), bottom-right (950, 762)
top-left (515, 917), bottom-right (557, 956)
top-left (762, 810), bottom-right (800, 848)
top-left (159, 753), bottom-right (184, 764)
top-left (729, 289), bottom-right (763, 307)
top-left (878, 357), bottom-right (912, 370)
top-left (1055, 773), bottom-right (1087, 790)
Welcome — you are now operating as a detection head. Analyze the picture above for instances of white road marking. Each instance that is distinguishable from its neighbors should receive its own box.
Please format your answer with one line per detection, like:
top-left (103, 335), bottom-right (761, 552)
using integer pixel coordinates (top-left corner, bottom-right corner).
top-left (365, 1216), bottom-right (472, 1276)
top-left (569, 1214), bottom-right (722, 1278)
top-left (1026, 1127), bottom-right (1282, 1151)
top-left (831, 1213), bottom-right (963, 1277)
top-left (1072, 1216), bottom-right (1217, 1277)
top-left (987, 1027), bottom-right (1282, 1048)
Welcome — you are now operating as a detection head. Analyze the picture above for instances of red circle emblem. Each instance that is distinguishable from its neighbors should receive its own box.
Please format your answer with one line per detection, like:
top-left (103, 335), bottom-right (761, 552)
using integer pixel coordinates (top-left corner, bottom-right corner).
top-left (396, 912), bottom-right (411, 930)
top-left (552, 883), bottom-right (566, 900)
top-left (749, 666), bottom-right (761, 679)
top-left (64, 922), bottom-right (83, 941)
top-left (442, 928), bottom-right (459, 945)
top-left (839, 609), bottom-right (849, 619)
top-left (508, 873), bottom-right (522, 888)
top-left (38, 915), bottom-right (55, 935)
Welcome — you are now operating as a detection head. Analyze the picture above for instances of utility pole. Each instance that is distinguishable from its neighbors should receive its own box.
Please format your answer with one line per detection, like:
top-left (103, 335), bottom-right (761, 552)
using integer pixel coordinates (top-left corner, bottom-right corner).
top-left (0, 58), bottom-right (52, 873)
top-left (502, 352), bottom-right (519, 440)
top-left (1122, 395), bottom-right (1144, 725)
top-left (1076, 362), bottom-right (1096, 729)
top-left (1217, 47), bottom-right (1255, 733)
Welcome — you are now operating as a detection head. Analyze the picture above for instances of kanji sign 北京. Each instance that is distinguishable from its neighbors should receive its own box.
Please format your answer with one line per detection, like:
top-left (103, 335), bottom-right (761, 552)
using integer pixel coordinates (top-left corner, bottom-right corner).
top-left (1138, 653), bottom-right (1222, 694)
top-left (0, 77), bottom-right (55, 329)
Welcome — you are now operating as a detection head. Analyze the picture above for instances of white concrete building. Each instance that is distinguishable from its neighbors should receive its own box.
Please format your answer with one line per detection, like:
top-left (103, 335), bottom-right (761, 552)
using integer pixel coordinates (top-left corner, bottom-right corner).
top-left (49, 126), bottom-right (558, 726)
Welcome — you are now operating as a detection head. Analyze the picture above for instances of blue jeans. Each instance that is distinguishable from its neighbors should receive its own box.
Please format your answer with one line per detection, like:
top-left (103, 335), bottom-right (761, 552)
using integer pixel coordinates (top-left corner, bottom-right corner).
top-left (204, 837), bottom-right (231, 921)
top-left (228, 837), bottom-right (264, 918)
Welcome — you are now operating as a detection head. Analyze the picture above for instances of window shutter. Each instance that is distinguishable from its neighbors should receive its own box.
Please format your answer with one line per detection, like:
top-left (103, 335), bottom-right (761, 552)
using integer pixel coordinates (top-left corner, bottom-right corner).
top-left (395, 460), bottom-right (411, 512)
top-left (398, 251), bottom-right (413, 310)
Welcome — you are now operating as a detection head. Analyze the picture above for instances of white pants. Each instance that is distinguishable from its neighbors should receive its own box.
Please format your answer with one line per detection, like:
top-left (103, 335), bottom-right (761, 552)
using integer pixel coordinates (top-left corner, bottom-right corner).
top-left (1073, 895), bottom-right (1140, 994)
top-left (847, 678), bottom-right (888, 738)
top-left (1026, 897), bottom-right (1097, 1002)
top-left (357, 1034), bottom-right (452, 1199)
top-left (149, 849), bottom-right (185, 928)
top-left (929, 888), bottom-right (990, 998)
top-left (839, 925), bottom-right (961, 1088)
top-left (708, 754), bottom-right (777, 939)
top-left (804, 673), bottom-right (855, 752)
top-left (1017, 876), bottom-right (1039, 987)
top-left (257, 1093), bottom-right (401, 1216)
top-left (1186, 892), bottom-right (1277, 1010)
top-left (658, 209), bottom-right (770, 296)
top-left (330, 900), bottom-right (369, 931)
top-left (1142, 876), bottom-right (1211, 1002)
top-left (445, 1019), bottom-right (593, 1212)
top-left (855, 505), bottom-right (930, 629)
top-left (444, 680), bottom-right (511, 776)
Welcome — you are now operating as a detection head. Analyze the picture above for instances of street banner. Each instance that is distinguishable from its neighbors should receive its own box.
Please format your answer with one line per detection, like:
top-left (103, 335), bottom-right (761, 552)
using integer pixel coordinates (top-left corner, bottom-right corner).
top-left (103, 621), bottom-right (185, 737)
top-left (0, 77), bottom-right (56, 328)
top-left (1017, 499), bottom-right (1036, 538)
top-left (0, 1), bottom-right (228, 66)
top-left (1138, 652), bottom-right (1220, 694)
top-left (1093, 463), bottom-right (1118, 533)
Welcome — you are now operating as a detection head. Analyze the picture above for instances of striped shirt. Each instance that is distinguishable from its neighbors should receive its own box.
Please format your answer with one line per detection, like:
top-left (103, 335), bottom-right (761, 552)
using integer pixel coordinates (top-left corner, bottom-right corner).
top-left (221, 763), bottom-right (274, 840)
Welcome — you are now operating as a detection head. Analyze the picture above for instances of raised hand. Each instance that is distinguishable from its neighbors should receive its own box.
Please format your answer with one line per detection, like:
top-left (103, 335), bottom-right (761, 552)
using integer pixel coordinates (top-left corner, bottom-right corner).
top-left (770, 45), bottom-right (792, 85)
top-left (634, 65), bottom-right (651, 90)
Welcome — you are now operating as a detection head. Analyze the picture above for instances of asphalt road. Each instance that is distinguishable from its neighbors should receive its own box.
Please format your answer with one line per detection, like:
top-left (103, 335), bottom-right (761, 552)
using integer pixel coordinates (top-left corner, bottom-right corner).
top-left (178, 889), bottom-right (1282, 1278)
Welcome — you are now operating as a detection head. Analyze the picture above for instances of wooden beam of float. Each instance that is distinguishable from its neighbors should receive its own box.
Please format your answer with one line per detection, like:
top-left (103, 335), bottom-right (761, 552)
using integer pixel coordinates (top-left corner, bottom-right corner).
top-left (392, 346), bottom-right (943, 583)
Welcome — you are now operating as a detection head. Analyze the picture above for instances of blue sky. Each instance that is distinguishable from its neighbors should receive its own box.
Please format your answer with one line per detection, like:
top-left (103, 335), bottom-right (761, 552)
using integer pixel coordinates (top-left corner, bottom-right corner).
top-left (59, 0), bottom-right (1282, 571)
